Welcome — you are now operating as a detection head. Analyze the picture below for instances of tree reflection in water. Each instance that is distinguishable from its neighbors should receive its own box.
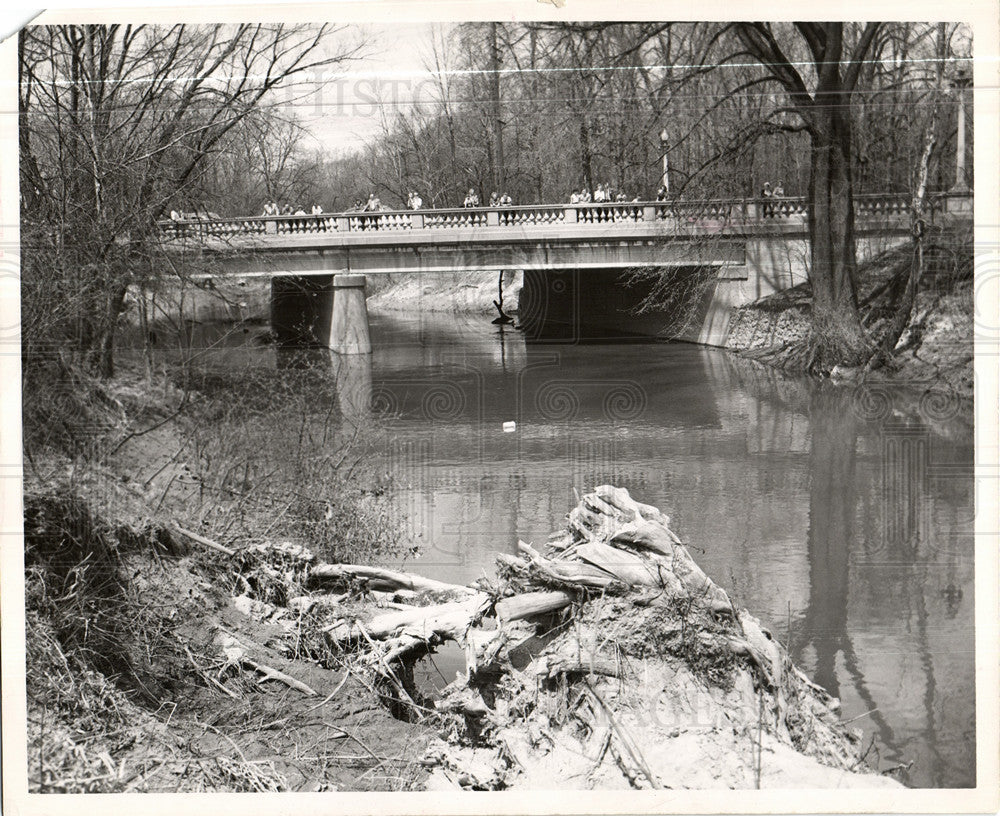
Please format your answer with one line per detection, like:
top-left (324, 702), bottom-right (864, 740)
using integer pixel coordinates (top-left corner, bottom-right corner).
top-left (796, 384), bottom-right (971, 787)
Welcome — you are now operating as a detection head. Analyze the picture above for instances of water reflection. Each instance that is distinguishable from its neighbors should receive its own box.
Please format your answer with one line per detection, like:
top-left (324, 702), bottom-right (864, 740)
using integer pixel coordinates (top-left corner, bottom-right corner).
top-left (330, 352), bottom-right (373, 424)
top-left (802, 386), bottom-right (857, 698)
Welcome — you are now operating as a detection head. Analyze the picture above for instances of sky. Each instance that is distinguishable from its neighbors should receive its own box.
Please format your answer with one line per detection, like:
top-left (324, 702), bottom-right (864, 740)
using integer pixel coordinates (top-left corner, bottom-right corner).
top-left (0, 14), bottom-right (445, 157)
top-left (294, 22), bottom-right (450, 156)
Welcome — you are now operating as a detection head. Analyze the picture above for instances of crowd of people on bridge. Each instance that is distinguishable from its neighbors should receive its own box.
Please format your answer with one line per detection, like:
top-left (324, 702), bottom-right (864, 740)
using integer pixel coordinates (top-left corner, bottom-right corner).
top-left (168, 179), bottom-right (795, 228)
top-left (568, 183), bottom-right (640, 205)
top-left (261, 201), bottom-right (325, 217)
top-left (760, 180), bottom-right (786, 216)
top-left (462, 190), bottom-right (513, 208)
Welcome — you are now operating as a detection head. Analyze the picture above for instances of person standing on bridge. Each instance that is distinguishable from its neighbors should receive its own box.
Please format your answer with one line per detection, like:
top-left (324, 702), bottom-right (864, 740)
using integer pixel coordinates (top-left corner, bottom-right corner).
top-left (362, 193), bottom-right (382, 231)
top-left (311, 203), bottom-right (323, 215)
top-left (655, 186), bottom-right (668, 202)
top-left (761, 181), bottom-right (773, 216)
top-left (408, 191), bottom-right (423, 210)
top-left (499, 192), bottom-right (512, 206)
top-left (489, 191), bottom-right (500, 207)
top-left (463, 189), bottom-right (480, 208)
top-left (771, 181), bottom-right (785, 215)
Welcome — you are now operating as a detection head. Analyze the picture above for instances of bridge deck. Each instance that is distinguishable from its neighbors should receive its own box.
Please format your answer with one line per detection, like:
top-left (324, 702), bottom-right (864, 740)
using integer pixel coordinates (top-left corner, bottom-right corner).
top-left (159, 193), bottom-right (965, 254)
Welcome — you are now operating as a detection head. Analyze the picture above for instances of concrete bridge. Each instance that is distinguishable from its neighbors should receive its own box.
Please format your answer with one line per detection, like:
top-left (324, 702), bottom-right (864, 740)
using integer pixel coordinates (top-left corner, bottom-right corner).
top-left (159, 193), bottom-right (972, 350)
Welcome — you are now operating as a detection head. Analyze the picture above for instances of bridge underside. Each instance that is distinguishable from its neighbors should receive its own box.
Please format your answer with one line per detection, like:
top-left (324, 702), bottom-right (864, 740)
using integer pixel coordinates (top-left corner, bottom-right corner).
top-left (269, 265), bottom-right (754, 348)
top-left (519, 267), bottom-right (746, 344)
top-left (195, 238), bottom-right (747, 277)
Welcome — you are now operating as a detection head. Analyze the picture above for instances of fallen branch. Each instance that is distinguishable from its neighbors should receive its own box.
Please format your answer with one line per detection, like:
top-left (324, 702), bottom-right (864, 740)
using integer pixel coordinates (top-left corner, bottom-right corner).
top-left (583, 679), bottom-right (663, 790)
top-left (310, 563), bottom-right (475, 596)
top-left (494, 590), bottom-right (573, 622)
top-left (365, 594), bottom-right (490, 640)
top-left (242, 657), bottom-right (317, 696)
top-left (173, 524), bottom-right (235, 557)
top-left (516, 541), bottom-right (622, 589)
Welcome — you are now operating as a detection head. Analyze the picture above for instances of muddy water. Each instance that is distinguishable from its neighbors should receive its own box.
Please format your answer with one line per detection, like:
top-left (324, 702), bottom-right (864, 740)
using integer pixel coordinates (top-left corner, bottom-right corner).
top-left (149, 308), bottom-right (975, 788)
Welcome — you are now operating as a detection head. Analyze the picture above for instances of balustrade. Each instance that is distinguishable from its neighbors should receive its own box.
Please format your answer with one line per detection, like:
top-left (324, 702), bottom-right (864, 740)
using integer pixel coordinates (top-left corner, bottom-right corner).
top-left (347, 212), bottom-right (413, 231)
top-left (274, 214), bottom-right (337, 234)
top-left (855, 195), bottom-right (910, 217)
top-left (575, 203), bottom-right (644, 224)
top-left (424, 209), bottom-right (489, 229)
top-left (497, 205), bottom-right (566, 226)
top-left (156, 192), bottom-right (957, 241)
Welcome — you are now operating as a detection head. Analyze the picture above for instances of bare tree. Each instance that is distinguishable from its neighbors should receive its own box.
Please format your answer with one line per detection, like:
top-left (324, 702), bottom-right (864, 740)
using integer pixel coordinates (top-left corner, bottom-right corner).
top-left (726, 23), bottom-right (881, 369)
top-left (20, 23), bottom-right (367, 377)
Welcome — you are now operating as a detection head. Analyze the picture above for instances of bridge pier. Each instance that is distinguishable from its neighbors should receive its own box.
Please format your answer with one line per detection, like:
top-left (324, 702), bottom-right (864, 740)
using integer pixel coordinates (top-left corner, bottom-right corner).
top-left (328, 274), bottom-right (372, 354)
top-left (270, 273), bottom-right (371, 354)
top-left (330, 350), bottom-right (373, 422)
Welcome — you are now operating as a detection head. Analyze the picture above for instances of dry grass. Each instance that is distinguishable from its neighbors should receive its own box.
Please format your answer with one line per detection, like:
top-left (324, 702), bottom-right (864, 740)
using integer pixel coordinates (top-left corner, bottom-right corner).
top-left (22, 491), bottom-right (432, 793)
top-left (21, 345), bottom-right (425, 792)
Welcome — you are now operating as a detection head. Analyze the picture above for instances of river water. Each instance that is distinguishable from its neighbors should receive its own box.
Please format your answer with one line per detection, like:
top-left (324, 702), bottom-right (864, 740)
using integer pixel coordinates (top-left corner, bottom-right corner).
top-left (160, 307), bottom-right (976, 789)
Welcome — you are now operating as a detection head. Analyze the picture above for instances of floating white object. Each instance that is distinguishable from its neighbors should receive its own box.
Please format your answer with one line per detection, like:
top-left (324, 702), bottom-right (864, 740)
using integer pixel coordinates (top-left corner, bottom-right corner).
top-left (502, 421), bottom-right (516, 433)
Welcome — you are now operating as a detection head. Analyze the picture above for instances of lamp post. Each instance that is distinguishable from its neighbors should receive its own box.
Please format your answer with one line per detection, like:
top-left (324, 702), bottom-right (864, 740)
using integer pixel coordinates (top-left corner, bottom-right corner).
top-left (950, 65), bottom-right (971, 193)
top-left (659, 128), bottom-right (670, 196)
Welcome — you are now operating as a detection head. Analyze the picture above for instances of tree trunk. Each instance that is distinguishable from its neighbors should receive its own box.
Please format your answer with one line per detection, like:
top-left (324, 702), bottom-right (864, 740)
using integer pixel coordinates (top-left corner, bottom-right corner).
top-left (94, 278), bottom-right (129, 378)
top-left (579, 117), bottom-right (593, 192)
top-left (489, 22), bottom-right (504, 192)
top-left (806, 112), bottom-right (869, 371)
top-left (872, 129), bottom-right (935, 365)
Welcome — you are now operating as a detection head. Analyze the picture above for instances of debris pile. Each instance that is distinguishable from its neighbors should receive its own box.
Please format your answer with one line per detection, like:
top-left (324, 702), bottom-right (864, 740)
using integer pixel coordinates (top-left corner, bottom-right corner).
top-left (232, 485), bottom-right (903, 790)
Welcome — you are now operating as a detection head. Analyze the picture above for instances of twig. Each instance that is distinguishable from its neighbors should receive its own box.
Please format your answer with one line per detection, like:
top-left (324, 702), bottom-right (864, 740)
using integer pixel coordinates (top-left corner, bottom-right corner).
top-left (242, 657), bottom-right (317, 696)
top-left (755, 688), bottom-right (764, 789)
top-left (841, 707), bottom-right (879, 726)
top-left (172, 523), bottom-right (235, 556)
top-left (183, 645), bottom-right (239, 699)
top-left (583, 679), bottom-right (662, 790)
top-left (303, 672), bottom-right (352, 713)
top-left (106, 390), bottom-right (190, 456)
top-left (319, 721), bottom-right (385, 764)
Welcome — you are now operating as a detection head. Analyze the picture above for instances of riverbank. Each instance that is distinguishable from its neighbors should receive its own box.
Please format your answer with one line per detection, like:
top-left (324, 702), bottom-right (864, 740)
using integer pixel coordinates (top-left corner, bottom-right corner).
top-left (725, 224), bottom-right (974, 406)
top-left (21, 356), bottom-right (424, 792)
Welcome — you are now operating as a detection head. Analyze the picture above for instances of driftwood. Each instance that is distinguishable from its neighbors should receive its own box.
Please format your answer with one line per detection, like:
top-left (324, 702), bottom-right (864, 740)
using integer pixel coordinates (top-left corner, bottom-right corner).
top-left (309, 563), bottom-right (476, 596)
top-left (213, 632), bottom-right (317, 696)
top-left (173, 523), bottom-right (235, 556)
top-left (361, 594), bottom-right (491, 640)
top-left (494, 590), bottom-right (572, 622)
top-left (514, 541), bottom-right (623, 589)
top-left (243, 657), bottom-right (317, 696)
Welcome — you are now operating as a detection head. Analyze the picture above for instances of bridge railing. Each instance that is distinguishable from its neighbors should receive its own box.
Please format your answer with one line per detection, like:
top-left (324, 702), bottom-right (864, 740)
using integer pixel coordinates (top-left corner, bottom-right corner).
top-left (157, 192), bottom-right (957, 240)
top-left (422, 208), bottom-right (490, 229)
